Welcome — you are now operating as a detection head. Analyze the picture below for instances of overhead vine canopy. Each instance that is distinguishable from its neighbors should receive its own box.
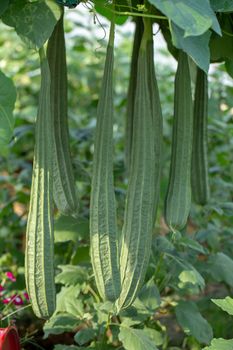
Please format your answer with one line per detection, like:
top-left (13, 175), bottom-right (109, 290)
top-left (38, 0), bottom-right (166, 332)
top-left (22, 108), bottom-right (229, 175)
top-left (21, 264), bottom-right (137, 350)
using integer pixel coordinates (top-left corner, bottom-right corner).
top-left (0, 0), bottom-right (233, 161)
top-left (0, 1), bottom-right (233, 70)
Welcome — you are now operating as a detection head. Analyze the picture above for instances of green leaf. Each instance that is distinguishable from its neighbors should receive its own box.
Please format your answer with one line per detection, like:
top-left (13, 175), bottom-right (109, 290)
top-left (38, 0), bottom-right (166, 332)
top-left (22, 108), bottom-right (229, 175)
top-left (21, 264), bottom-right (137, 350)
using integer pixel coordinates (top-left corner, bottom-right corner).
top-left (153, 236), bottom-right (175, 254)
top-left (2, 0), bottom-right (61, 49)
top-left (54, 346), bottom-right (82, 350)
top-left (43, 313), bottom-right (80, 338)
top-left (219, 202), bottom-right (233, 216)
top-left (56, 285), bottom-right (84, 318)
top-left (119, 326), bottom-right (159, 350)
top-left (121, 317), bottom-right (143, 327)
top-left (178, 270), bottom-right (204, 287)
top-left (94, 0), bottom-right (128, 25)
top-left (95, 346), bottom-right (116, 350)
top-left (203, 338), bottom-right (233, 350)
top-left (169, 254), bottom-right (205, 290)
top-left (210, 15), bottom-right (233, 62)
top-left (212, 297), bottom-right (233, 316)
top-left (147, 0), bottom-right (221, 36)
top-left (210, 0), bottom-right (233, 12)
top-left (94, 301), bottom-right (116, 323)
top-left (138, 279), bottom-right (161, 312)
top-left (0, 0), bottom-right (9, 16)
top-left (225, 59), bottom-right (233, 78)
top-left (71, 246), bottom-right (90, 264)
top-left (171, 23), bottom-right (211, 73)
top-left (54, 216), bottom-right (89, 243)
top-left (0, 70), bottom-right (16, 152)
top-left (208, 253), bottom-right (233, 286)
top-left (175, 300), bottom-right (213, 344)
top-left (120, 300), bottom-right (155, 324)
top-left (143, 328), bottom-right (164, 346)
top-left (74, 328), bottom-right (96, 346)
top-left (56, 265), bottom-right (88, 286)
top-left (178, 236), bottom-right (207, 254)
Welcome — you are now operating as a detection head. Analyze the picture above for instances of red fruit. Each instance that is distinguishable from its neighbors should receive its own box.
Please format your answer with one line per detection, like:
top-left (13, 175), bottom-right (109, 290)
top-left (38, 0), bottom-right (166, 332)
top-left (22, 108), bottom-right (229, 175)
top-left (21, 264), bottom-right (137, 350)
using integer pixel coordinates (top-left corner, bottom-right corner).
top-left (0, 326), bottom-right (20, 350)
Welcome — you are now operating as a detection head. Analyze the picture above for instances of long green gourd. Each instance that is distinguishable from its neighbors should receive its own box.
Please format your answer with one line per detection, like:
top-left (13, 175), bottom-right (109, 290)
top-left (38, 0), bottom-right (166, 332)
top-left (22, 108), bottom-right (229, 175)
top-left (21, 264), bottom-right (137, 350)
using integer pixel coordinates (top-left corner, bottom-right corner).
top-left (90, 22), bottom-right (121, 302)
top-left (25, 47), bottom-right (56, 319)
top-left (47, 10), bottom-right (79, 217)
top-left (125, 17), bottom-right (144, 172)
top-left (165, 50), bottom-right (193, 232)
top-left (117, 19), bottom-right (156, 311)
top-left (146, 20), bottom-right (163, 222)
top-left (192, 67), bottom-right (210, 205)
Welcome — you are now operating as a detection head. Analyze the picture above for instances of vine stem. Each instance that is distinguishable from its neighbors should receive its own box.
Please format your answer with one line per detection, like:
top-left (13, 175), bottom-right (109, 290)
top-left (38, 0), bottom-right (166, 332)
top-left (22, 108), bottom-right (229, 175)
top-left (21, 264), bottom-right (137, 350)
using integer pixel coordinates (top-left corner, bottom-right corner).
top-left (222, 29), bottom-right (233, 37)
top-left (1, 304), bottom-right (32, 321)
top-left (95, 5), bottom-right (167, 20)
top-left (86, 285), bottom-right (100, 303)
top-left (112, 10), bottom-right (167, 20)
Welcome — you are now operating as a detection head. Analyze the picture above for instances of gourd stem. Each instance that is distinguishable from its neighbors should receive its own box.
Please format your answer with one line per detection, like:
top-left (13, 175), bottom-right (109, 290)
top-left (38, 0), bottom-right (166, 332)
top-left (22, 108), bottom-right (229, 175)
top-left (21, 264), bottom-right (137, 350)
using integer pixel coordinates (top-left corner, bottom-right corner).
top-left (140, 17), bottom-right (152, 51)
top-left (109, 2), bottom-right (115, 47)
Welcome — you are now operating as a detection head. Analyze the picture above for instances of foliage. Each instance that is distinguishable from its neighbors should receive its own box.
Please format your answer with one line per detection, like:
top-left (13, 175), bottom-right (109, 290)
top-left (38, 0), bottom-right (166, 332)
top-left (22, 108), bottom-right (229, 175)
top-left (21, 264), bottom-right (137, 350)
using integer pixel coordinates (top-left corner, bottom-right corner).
top-left (0, 0), bottom-right (233, 349)
top-left (203, 297), bottom-right (233, 350)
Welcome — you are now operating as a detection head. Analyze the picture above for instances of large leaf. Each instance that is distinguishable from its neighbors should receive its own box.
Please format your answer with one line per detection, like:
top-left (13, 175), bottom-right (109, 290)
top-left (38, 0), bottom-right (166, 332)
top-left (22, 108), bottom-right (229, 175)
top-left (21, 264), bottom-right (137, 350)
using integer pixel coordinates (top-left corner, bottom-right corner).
top-left (175, 300), bottom-right (213, 344)
top-left (210, 15), bottom-right (233, 62)
top-left (138, 279), bottom-right (161, 312)
top-left (56, 285), bottom-right (84, 318)
top-left (143, 328), bottom-right (164, 347)
top-left (178, 236), bottom-right (207, 254)
top-left (147, 0), bottom-right (221, 36)
top-left (74, 328), bottom-right (96, 346)
top-left (171, 22), bottom-right (211, 73)
top-left (203, 338), bottom-right (233, 350)
top-left (208, 252), bottom-right (233, 286)
top-left (54, 215), bottom-right (89, 243)
top-left (55, 265), bottom-right (88, 286)
top-left (0, 0), bottom-right (9, 16)
top-left (210, 0), bottom-right (233, 12)
top-left (178, 270), bottom-right (204, 288)
top-left (0, 70), bottom-right (16, 152)
top-left (95, 0), bottom-right (128, 25)
top-left (43, 313), bottom-right (80, 338)
top-left (169, 254), bottom-right (205, 290)
top-left (2, 0), bottom-right (61, 49)
top-left (119, 326), bottom-right (158, 350)
top-left (212, 297), bottom-right (233, 316)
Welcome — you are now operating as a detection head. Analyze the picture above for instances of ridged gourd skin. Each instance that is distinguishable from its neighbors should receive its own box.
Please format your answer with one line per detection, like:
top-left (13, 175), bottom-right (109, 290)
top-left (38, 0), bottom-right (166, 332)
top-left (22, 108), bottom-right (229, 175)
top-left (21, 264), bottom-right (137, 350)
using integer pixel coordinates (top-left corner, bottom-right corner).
top-left (117, 19), bottom-right (156, 311)
top-left (125, 17), bottom-right (144, 173)
top-left (146, 25), bottom-right (163, 223)
top-left (165, 50), bottom-right (193, 232)
top-left (90, 23), bottom-right (121, 302)
top-left (25, 48), bottom-right (56, 319)
top-left (191, 67), bottom-right (210, 205)
top-left (47, 11), bottom-right (79, 217)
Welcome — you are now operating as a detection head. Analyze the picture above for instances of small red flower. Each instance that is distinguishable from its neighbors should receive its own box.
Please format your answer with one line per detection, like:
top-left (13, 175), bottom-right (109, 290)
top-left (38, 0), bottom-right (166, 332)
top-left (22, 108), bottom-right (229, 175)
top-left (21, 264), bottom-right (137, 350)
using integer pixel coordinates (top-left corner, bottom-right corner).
top-left (2, 297), bottom-right (11, 304)
top-left (0, 285), bottom-right (4, 292)
top-left (23, 292), bottom-right (29, 301)
top-left (12, 295), bottom-right (23, 306)
top-left (5, 272), bottom-right (16, 282)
